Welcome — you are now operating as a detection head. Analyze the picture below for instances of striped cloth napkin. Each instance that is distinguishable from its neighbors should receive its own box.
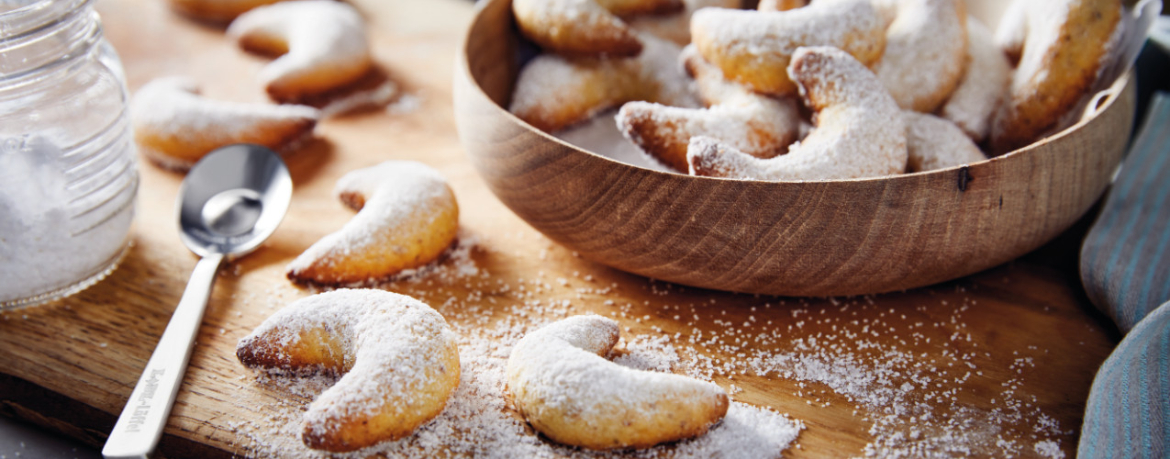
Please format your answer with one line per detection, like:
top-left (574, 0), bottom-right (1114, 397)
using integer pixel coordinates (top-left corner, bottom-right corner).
top-left (1077, 92), bottom-right (1170, 458)
top-left (1079, 303), bottom-right (1168, 458)
top-left (1080, 92), bottom-right (1170, 333)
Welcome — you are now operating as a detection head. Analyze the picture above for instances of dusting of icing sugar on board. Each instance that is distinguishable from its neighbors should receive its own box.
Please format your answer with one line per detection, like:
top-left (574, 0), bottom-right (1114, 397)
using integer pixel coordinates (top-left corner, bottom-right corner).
top-left (219, 234), bottom-right (1092, 458)
top-left (229, 311), bottom-right (803, 459)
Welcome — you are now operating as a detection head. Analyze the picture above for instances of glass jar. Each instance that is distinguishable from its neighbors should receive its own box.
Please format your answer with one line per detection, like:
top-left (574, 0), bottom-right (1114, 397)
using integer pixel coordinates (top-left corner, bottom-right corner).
top-left (0, 0), bottom-right (137, 308)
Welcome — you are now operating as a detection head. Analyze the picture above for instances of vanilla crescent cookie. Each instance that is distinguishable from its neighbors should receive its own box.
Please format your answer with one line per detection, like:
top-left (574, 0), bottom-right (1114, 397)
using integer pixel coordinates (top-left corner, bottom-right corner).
top-left (510, 33), bottom-right (699, 133)
top-left (989, 0), bottom-right (1122, 153)
top-left (873, 0), bottom-right (967, 113)
top-left (627, 0), bottom-right (741, 46)
top-left (903, 111), bottom-right (986, 172)
top-left (616, 46), bottom-right (801, 172)
top-left (227, 0), bottom-right (372, 103)
top-left (938, 17), bottom-right (1012, 142)
top-left (236, 289), bottom-right (460, 452)
top-left (690, 0), bottom-right (887, 96)
top-left (994, 0), bottom-right (1029, 65)
top-left (688, 46), bottom-right (907, 181)
top-left (131, 76), bottom-right (318, 171)
top-left (868, 0), bottom-right (901, 25)
top-left (506, 315), bottom-right (729, 449)
top-left (165, 0), bottom-right (285, 22)
top-left (286, 161), bottom-right (459, 285)
top-left (512, 0), bottom-right (682, 57)
top-left (756, 0), bottom-right (807, 11)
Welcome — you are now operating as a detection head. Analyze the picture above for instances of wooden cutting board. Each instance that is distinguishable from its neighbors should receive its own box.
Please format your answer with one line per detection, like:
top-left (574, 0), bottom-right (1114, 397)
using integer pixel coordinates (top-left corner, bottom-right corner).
top-left (0, 0), bottom-right (1120, 457)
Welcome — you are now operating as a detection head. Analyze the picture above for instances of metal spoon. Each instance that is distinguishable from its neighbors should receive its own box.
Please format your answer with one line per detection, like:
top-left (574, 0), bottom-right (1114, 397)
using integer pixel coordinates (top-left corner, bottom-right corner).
top-left (102, 144), bottom-right (292, 459)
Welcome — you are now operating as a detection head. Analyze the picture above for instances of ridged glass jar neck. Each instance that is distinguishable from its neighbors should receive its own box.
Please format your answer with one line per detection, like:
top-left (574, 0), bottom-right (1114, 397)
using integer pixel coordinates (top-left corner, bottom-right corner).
top-left (0, 0), bottom-right (98, 82)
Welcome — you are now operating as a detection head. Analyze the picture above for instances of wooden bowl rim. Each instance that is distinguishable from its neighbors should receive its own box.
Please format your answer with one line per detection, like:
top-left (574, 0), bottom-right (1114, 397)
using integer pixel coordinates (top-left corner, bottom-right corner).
top-left (459, 0), bottom-right (1132, 185)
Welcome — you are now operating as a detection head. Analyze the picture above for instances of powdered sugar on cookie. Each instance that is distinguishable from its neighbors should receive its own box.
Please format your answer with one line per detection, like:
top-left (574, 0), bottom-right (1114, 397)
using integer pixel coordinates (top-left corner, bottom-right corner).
top-left (690, 0), bottom-right (887, 95)
top-left (989, 0), bottom-right (1123, 152)
top-left (286, 161), bottom-right (459, 286)
top-left (236, 289), bottom-right (460, 451)
top-left (873, 0), bottom-right (968, 113)
top-left (506, 315), bottom-right (729, 449)
top-left (511, 0), bottom-right (672, 57)
top-left (131, 76), bottom-right (319, 170)
top-left (939, 17), bottom-right (1011, 142)
top-left (903, 111), bottom-right (986, 172)
top-left (616, 45), bottom-right (802, 171)
top-left (228, 1), bottom-right (372, 102)
top-left (510, 32), bottom-right (699, 132)
top-left (689, 46), bottom-right (907, 181)
top-left (628, 0), bottom-right (740, 46)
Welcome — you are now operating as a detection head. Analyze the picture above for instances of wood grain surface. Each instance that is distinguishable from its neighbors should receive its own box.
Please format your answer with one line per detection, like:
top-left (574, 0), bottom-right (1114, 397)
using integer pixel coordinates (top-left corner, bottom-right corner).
top-left (0, 0), bottom-right (1121, 458)
top-left (456, 0), bottom-right (1136, 297)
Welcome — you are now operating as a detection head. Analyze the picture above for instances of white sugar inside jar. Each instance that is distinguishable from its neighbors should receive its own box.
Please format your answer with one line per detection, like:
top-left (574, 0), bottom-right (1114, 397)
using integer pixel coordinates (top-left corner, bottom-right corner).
top-left (0, 0), bottom-right (137, 309)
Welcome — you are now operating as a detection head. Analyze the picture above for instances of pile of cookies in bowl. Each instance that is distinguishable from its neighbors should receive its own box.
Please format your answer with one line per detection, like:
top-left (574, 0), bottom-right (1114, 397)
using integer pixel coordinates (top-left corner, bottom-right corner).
top-left (508, 0), bottom-right (1124, 179)
top-left (455, 0), bottom-right (1137, 296)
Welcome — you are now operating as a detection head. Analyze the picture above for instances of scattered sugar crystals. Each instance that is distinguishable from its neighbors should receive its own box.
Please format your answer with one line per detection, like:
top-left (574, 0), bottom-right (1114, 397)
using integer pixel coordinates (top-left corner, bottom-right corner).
top-left (228, 234), bottom-right (1078, 458)
top-left (1034, 440), bottom-right (1065, 459)
top-left (231, 312), bottom-right (802, 459)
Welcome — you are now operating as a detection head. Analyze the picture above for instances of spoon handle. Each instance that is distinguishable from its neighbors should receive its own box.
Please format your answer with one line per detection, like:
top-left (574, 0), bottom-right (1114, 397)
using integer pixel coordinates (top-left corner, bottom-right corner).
top-left (102, 253), bottom-right (225, 459)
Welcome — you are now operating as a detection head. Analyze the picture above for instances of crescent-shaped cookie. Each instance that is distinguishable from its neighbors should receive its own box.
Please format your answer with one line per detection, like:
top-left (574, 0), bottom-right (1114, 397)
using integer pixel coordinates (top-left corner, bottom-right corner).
top-left (688, 46), bottom-right (907, 181)
top-left (873, 0), bottom-right (968, 113)
top-left (510, 33), bottom-right (699, 133)
top-left (165, 0), bottom-right (285, 22)
top-left (627, 0), bottom-right (741, 46)
top-left (506, 315), bottom-right (729, 449)
top-left (227, 0), bottom-right (372, 103)
top-left (131, 76), bottom-right (319, 171)
top-left (989, 0), bottom-right (1122, 153)
top-left (512, 0), bottom-right (682, 57)
top-left (757, 0), bottom-right (807, 11)
top-left (903, 111), bottom-right (986, 172)
top-left (994, 0), bottom-right (1029, 65)
top-left (237, 289), bottom-right (460, 452)
top-left (690, 0), bottom-right (888, 96)
top-left (616, 45), bottom-right (801, 171)
top-left (286, 161), bottom-right (459, 286)
top-left (938, 17), bottom-right (1012, 142)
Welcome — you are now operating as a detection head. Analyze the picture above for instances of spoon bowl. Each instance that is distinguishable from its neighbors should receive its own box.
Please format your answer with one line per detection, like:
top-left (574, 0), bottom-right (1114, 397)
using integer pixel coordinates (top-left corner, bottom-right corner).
top-left (103, 145), bottom-right (291, 459)
top-left (178, 144), bottom-right (292, 258)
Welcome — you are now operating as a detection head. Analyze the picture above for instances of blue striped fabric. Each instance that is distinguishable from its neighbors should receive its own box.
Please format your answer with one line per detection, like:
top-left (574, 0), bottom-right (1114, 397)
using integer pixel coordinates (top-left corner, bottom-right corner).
top-left (1080, 92), bottom-right (1170, 333)
top-left (1077, 91), bottom-right (1170, 458)
top-left (1078, 301), bottom-right (1169, 459)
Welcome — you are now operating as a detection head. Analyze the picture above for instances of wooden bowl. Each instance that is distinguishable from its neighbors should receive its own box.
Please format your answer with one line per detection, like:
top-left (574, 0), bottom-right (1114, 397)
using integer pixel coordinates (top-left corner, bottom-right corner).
top-left (453, 0), bottom-right (1136, 297)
